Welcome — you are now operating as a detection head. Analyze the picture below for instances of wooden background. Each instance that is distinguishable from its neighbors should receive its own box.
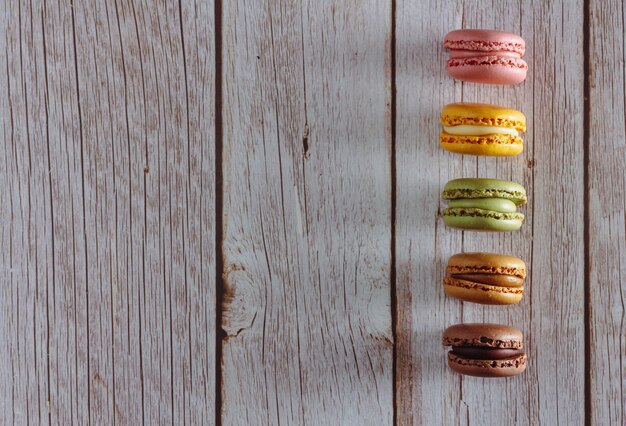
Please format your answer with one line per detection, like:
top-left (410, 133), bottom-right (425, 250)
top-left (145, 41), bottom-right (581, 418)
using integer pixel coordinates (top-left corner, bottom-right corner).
top-left (1, 0), bottom-right (623, 425)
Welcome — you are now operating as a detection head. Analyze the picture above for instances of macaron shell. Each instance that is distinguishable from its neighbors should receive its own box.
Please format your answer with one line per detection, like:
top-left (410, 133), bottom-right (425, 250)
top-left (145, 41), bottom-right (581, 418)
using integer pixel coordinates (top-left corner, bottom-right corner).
top-left (442, 188), bottom-right (527, 205)
top-left (442, 323), bottom-right (524, 348)
top-left (447, 352), bottom-right (527, 378)
top-left (441, 103), bottom-right (526, 130)
top-left (440, 132), bottom-right (523, 156)
top-left (442, 208), bottom-right (524, 222)
top-left (443, 178), bottom-right (527, 205)
top-left (447, 57), bottom-right (528, 85)
top-left (443, 211), bottom-right (523, 232)
top-left (443, 277), bottom-right (524, 305)
top-left (447, 252), bottom-right (526, 278)
top-left (444, 29), bottom-right (526, 54)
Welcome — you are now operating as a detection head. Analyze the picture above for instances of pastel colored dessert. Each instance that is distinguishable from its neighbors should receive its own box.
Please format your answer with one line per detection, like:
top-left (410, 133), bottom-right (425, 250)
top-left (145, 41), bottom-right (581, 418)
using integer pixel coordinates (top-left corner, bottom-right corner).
top-left (444, 252), bottom-right (526, 305)
top-left (441, 178), bottom-right (527, 232)
top-left (444, 29), bottom-right (528, 84)
top-left (440, 103), bottom-right (526, 156)
top-left (443, 323), bottom-right (527, 378)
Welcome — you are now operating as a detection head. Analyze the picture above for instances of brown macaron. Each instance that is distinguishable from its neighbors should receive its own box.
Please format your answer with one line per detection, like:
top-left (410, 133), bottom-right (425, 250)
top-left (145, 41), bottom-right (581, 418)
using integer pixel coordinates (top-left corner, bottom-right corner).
top-left (444, 252), bottom-right (526, 305)
top-left (442, 323), bottom-right (527, 378)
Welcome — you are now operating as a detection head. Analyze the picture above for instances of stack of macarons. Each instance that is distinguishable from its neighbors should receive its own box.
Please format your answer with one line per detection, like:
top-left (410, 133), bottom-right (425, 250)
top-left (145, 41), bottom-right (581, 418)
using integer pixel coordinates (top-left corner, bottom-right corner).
top-left (439, 29), bottom-right (530, 379)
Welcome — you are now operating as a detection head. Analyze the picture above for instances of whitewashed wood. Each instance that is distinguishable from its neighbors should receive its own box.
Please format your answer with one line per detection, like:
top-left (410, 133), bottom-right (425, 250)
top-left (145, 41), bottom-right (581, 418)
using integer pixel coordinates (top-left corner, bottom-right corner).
top-left (5, 0), bottom-right (626, 424)
top-left (589, 1), bottom-right (626, 424)
top-left (395, 1), bottom-right (585, 424)
top-left (1, 2), bottom-right (54, 423)
top-left (221, 0), bottom-right (393, 424)
top-left (0, 0), bottom-right (216, 424)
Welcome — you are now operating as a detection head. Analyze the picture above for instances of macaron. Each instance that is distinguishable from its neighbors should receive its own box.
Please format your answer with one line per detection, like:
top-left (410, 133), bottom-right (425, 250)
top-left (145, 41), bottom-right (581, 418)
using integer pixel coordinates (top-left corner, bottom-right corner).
top-left (440, 103), bottom-right (526, 156)
top-left (441, 178), bottom-right (527, 232)
top-left (444, 252), bottom-right (526, 305)
top-left (442, 323), bottom-right (527, 378)
top-left (444, 29), bottom-right (528, 84)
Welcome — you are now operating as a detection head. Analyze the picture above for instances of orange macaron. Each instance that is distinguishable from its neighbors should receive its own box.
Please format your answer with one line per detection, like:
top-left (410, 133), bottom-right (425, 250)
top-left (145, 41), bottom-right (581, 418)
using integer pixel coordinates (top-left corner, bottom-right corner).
top-left (444, 252), bottom-right (526, 305)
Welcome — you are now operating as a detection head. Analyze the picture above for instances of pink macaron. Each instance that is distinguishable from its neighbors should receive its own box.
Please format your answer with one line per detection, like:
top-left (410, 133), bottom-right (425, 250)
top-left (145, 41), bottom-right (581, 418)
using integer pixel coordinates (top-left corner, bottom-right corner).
top-left (444, 29), bottom-right (528, 85)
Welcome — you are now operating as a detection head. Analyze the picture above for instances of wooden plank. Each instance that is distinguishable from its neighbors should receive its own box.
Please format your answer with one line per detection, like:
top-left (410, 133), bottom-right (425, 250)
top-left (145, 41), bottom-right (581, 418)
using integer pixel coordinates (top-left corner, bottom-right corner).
top-left (395, 1), bottom-right (585, 424)
top-left (589, 1), bottom-right (626, 424)
top-left (0, 0), bottom-right (216, 424)
top-left (1, 1), bottom-right (56, 423)
top-left (221, 0), bottom-right (393, 423)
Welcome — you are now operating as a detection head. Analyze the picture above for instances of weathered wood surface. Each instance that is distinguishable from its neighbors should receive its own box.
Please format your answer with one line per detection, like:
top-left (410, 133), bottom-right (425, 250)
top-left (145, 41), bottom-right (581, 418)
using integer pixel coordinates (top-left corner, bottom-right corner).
top-left (589, 0), bottom-right (626, 425)
top-left (220, 0), bottom-right (393, 424)
top-left (0, 0), bottom-right (216, 424)
top-left (2, 0), bottom-right (625, 425)
top-left (395, 1), bottom-right (585, 425)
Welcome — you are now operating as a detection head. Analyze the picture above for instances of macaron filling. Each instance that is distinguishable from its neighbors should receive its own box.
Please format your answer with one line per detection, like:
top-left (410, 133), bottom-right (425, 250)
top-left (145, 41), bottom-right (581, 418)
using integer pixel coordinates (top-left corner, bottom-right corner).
top-left (448, 50), bottom-right (522, 59)
top-left (443, 125), bottom-right (519, 137)
top-left (452, 273), bottom-right (524, 287)
top-left (445, 197), bottom-right (523, 222)
top-left (451, 346), bottom-right (522, 360)
top-left (448, 198), bottom-right (517, 213)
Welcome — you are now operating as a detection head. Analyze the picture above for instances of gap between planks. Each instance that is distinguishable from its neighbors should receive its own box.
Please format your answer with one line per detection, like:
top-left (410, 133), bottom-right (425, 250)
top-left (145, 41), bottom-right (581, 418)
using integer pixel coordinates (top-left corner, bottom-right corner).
top-left (582, 0), bottom-right (591, 424)
top-left (214, 0), bottom-right (225, 425)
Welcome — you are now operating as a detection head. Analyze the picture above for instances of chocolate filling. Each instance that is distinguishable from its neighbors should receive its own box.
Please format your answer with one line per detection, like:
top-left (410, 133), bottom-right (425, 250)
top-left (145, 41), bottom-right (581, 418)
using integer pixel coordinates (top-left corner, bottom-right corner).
top-left (451, 346), bottom-right (522, 360)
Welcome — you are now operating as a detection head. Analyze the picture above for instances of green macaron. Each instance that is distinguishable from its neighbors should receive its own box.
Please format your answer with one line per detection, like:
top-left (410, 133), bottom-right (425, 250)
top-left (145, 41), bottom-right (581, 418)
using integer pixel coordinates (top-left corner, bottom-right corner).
top-left (442, 178), bottom-right (527, 231)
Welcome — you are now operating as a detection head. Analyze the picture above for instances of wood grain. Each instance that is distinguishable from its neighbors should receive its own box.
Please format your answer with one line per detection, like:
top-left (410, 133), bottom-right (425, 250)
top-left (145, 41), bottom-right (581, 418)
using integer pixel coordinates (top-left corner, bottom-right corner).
top-left (395, 1), bottom-right (585, 424)
top-left (221, 0), bottom-right (393, 424)
top-left (589, 0), bottom-right (626, 424)
top-left (0, 0), bottom-right (216, 424)
top-left (3, 0), bottom-right (626, 424)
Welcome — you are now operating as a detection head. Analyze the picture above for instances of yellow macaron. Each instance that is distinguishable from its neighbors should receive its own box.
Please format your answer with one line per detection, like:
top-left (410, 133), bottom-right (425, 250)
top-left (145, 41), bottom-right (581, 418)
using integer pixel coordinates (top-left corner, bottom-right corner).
top-left (440, 103), bottom-right (526, 156)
